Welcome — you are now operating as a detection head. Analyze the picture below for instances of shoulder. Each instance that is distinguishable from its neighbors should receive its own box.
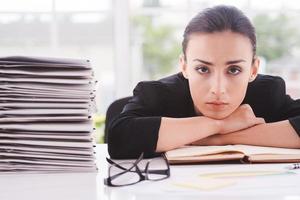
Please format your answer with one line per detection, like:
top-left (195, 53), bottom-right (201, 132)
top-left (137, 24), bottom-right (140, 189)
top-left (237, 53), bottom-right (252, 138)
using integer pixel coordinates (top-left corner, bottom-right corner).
top-left (244, 74), bottom-right (287, 121)
top-left (128, 73), bottom-right (193, 116)
top-left (247, 74), bottom-right (285, 96)
top-left (249, 74), bottom-right (285, 88)
top-left (134, 73), bottom-right (189, 99)
top-left (246, 74), bottom-right (286, 99)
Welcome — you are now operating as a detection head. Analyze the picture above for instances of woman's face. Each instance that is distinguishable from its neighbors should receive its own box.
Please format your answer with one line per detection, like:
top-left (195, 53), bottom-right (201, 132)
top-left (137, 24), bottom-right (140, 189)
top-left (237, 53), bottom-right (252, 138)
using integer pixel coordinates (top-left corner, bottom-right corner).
top-left (180, 31), bottom-right (259, 119)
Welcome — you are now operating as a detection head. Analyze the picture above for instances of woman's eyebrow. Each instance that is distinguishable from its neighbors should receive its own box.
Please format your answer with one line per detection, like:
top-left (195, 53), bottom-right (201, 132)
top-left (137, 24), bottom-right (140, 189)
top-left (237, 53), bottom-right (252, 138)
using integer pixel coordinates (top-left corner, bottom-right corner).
top-left (226, 59), bottom-right (246, 65)
top-left (193, 59), bottom-right (213, 65)
top-left (193, 58), bottom-right (246, 66)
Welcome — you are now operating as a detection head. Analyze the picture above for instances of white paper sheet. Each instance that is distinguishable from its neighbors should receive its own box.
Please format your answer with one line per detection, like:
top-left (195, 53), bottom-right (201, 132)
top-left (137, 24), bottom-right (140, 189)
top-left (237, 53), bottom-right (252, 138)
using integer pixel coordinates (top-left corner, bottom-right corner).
top-left (0, 68), bottom-right (93, 77)
top-left (0, 145), bottom-right (94, 155)
top-left (0, 102), bottom-right (90, 109)
top-left (0, 119), bottom-right (92, 132)
top-left (0, 139), bottom-right (94, 148)
top-left (0, 108), bottom-right (90, 116)
top-left (0, 133), bottom-right (92, 140)
top-left (0, 55), bottom-right (91, 66)
top-left (0, 77), bottom-right (92, 84)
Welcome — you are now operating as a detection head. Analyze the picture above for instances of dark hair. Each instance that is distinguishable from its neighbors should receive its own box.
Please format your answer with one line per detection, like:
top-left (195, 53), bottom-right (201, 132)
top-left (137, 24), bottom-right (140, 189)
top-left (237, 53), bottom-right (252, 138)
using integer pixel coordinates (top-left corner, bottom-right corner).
top-left (182, 5), bottom-right (256, 60)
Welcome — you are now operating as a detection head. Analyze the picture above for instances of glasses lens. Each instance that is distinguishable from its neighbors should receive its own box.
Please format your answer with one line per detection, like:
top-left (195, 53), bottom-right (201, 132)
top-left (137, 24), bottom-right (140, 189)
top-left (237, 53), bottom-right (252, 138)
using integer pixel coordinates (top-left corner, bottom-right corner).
top-left (147, 157), bottom-right (169, 180)
top-left (110, 162), bottom-right (140, 186)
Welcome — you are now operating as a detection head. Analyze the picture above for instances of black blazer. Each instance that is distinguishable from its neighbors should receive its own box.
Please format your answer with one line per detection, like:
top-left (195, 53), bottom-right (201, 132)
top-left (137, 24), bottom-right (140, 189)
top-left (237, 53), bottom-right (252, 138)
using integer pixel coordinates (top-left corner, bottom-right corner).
top-left (108, 73), bottom-right (300, 159)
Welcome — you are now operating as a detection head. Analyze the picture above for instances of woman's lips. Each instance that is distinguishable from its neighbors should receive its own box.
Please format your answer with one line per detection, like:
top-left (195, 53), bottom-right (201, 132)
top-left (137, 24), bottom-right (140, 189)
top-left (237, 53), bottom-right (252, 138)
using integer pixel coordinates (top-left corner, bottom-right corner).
top-left (206, 101), bottom-right (229, 110)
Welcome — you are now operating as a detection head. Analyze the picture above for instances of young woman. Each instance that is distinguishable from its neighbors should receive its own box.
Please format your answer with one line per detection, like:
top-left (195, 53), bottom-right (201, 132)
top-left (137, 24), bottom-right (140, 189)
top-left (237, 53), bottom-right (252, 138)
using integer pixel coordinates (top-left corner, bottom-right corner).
top-left (107, 5), bottom-right (300, 159)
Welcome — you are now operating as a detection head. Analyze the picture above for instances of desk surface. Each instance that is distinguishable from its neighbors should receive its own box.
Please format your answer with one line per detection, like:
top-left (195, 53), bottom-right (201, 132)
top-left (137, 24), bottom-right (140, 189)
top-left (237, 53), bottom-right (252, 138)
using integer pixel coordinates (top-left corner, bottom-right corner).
top-left (0, 144), bottom-right (300, 200)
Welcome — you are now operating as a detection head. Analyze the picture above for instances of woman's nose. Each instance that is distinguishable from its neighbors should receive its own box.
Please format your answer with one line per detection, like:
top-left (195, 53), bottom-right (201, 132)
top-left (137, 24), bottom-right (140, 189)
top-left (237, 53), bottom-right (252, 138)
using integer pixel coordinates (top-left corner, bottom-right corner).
top-left (209, 75), bottom-right (226, 96)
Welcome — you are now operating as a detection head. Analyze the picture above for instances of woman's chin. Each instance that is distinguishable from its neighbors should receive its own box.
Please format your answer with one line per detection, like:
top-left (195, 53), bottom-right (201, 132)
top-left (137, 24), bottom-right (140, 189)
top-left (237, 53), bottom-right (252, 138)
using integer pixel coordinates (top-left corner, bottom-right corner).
top-left (202, 110), bottom-right (233, 120)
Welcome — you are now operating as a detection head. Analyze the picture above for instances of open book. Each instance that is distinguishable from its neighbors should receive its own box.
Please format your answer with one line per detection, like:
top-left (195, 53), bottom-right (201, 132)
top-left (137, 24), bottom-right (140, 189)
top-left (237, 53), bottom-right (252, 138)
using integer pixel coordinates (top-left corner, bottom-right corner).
top-left (165, 145), bottom-right (300, 164)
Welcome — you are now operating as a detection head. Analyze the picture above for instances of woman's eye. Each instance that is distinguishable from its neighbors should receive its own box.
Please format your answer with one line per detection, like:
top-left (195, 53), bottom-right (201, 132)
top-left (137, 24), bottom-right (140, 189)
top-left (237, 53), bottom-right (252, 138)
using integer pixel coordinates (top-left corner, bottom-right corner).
top-left (196, 66), bottom-right (209, 74)
top-left (228, 66), bottom-right (241, 75)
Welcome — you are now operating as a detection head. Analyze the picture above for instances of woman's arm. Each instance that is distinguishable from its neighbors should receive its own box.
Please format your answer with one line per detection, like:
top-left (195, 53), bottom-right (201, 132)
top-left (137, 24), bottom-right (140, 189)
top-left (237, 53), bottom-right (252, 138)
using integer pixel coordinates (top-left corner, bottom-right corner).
top-left (156, 116), bottom-right (221, 152)
top-left (193, 120), bottom-right (300, 148)
top-left (156, 104), bottom-right (265, 152)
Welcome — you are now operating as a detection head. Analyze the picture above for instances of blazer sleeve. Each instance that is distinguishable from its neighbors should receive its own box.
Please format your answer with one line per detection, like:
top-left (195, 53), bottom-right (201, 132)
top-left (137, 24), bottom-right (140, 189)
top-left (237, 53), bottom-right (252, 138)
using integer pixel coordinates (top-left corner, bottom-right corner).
top-left (107, 81), bottom-right (165, 159)
top-left (271, 77), bottom-right (300, 136)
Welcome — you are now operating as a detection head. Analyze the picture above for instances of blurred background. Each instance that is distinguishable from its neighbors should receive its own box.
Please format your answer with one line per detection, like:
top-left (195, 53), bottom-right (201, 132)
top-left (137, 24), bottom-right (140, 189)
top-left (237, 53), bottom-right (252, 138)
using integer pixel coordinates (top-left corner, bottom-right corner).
top-left (1, 0), bottom-right (300, 142)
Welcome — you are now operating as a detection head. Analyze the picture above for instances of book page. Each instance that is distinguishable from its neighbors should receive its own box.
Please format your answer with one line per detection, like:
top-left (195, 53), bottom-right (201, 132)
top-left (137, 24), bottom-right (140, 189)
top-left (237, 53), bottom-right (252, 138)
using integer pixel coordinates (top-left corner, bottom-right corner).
top-left (166, 145), bottom-right (300, 160)
top-left (167, 152), bottom-right (245, 164)
top-left (233, 145), bottom-right (300, 155)
top-left (166, 145), bottom-right (242, 159)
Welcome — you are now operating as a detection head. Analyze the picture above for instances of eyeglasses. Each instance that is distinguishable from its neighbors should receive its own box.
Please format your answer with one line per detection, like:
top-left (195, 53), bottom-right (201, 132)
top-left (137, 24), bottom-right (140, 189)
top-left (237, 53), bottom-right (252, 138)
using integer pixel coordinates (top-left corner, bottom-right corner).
top-left (104, 153), bottom-right (170, 187)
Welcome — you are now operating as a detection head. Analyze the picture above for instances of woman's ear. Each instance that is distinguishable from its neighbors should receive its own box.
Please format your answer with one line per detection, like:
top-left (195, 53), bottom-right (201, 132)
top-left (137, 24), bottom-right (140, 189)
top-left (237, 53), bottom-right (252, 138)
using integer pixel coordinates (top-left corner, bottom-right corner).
top-left (179, 54), bottom-right (189, 79)
top-left (249, 56), bottom-right (260, 82)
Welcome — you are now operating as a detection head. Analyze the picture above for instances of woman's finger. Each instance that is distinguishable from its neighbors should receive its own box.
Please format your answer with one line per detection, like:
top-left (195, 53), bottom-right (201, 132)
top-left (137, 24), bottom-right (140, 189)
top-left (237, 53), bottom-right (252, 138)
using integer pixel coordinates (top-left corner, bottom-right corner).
top-left (256, 117), bottom-right (266, 124)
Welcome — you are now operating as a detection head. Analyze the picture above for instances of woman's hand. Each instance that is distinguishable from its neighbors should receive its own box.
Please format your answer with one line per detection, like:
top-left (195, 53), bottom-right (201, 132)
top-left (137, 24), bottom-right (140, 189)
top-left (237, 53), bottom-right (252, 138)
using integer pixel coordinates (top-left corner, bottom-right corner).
top-left (219, 104), bottom-right (265, 134)
top-left (190, 104), bottom-right (265, 146)
top-left (192, 120), bottom-right (300, 148)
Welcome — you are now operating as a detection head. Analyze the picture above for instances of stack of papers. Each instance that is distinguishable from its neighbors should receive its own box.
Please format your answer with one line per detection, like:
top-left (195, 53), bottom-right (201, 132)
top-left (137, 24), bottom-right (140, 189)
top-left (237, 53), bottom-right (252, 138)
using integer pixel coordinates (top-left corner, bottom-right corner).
top-left (0, 56), bottom-right (97, 172)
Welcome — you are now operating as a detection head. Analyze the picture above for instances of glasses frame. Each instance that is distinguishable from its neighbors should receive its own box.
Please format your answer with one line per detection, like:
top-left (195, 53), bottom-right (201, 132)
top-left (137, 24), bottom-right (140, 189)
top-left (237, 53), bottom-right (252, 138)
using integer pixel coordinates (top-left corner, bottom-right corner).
top-left (104, 153), bottom-right (170, 187)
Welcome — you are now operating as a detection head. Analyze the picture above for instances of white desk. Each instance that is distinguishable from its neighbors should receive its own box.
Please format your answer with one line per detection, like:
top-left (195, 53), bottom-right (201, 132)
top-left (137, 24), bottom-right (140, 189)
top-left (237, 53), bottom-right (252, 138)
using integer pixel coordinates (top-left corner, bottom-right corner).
top-left (1, 144), bottom-right (300, 200)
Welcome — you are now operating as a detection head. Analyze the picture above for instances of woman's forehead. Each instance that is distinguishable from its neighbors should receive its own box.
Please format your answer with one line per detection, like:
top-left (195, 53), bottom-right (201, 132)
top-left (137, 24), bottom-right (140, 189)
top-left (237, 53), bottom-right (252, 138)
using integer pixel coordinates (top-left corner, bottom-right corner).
top-left (186, 31), bottom-right (253, 61)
